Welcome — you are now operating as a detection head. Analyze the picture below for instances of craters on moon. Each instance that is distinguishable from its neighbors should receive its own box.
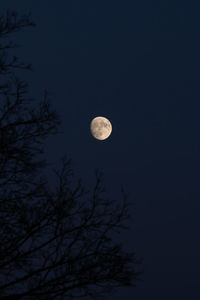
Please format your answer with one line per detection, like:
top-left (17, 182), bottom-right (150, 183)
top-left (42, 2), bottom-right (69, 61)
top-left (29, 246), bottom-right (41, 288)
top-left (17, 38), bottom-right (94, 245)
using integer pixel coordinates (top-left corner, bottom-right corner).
top-left (90, 116), bottom-right (112, 140)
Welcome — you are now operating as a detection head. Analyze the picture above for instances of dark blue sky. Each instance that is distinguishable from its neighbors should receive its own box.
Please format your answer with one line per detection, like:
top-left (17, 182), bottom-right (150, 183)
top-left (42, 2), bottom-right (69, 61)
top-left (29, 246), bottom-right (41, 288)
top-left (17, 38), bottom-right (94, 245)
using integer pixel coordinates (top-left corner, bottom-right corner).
top-left (2, 0), bottom-right (200, 299)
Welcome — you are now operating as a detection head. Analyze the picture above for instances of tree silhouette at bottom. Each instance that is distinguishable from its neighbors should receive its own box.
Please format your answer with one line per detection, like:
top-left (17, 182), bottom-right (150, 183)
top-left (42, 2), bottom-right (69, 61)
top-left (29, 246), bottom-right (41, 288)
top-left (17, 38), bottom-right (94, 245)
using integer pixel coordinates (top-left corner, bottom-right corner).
top-left (0, 10), bottom-right (142, 299)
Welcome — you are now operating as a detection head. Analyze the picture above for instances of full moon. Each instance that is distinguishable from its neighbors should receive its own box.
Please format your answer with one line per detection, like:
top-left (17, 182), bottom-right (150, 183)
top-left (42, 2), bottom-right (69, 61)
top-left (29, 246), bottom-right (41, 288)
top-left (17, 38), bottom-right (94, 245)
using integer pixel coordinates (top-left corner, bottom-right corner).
top-left (90, 116), bottom-right (112, 140)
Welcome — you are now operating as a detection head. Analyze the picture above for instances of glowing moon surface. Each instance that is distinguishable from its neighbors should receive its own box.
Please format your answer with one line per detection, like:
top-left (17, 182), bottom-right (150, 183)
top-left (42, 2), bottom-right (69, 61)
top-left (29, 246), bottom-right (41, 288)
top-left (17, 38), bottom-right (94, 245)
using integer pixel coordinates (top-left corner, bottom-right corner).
top-left (90, 116), bottom-right (112, 140)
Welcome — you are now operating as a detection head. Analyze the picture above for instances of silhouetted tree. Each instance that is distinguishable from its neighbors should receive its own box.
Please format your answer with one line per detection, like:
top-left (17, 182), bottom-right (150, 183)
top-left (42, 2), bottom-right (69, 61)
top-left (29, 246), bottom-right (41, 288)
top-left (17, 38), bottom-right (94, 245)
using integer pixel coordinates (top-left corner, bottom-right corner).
top-left (0, 11), bottom-right (141, 299)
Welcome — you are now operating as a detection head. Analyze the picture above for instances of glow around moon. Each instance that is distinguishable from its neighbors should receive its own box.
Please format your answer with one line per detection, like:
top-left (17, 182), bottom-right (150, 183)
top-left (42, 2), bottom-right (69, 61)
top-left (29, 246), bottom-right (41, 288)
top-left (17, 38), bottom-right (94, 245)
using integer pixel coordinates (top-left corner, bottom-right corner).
top-left (90, 116), bottom-right (112, 140)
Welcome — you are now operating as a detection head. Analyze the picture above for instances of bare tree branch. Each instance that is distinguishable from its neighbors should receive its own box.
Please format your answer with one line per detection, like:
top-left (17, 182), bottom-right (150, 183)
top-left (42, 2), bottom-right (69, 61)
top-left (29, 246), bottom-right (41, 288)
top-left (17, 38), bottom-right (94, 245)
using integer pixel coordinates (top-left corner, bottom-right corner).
top-left (0, 10), bottom-right (142, 300)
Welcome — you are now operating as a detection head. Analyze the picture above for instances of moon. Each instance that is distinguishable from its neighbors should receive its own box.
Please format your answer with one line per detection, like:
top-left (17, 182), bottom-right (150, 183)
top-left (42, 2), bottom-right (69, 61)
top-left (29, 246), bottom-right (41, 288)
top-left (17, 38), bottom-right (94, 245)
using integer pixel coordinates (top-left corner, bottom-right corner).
top-left (90, 116), bottom-right (112, 140)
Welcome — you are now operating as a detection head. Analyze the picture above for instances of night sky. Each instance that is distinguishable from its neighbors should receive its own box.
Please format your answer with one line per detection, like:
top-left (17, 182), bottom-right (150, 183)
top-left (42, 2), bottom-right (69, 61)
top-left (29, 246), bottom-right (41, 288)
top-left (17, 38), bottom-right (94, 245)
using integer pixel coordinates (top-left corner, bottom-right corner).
top-left (1, 0), bottom-right (200, 299)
